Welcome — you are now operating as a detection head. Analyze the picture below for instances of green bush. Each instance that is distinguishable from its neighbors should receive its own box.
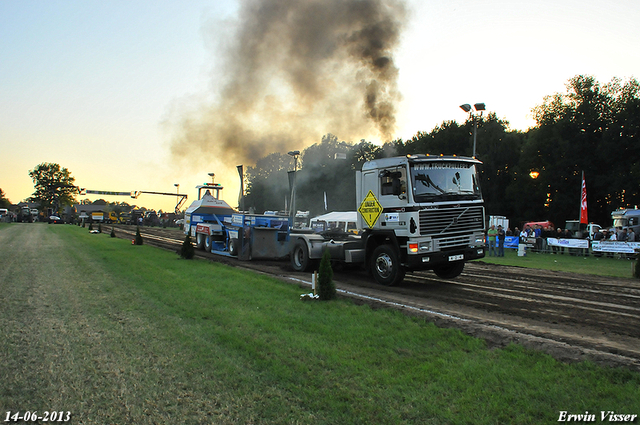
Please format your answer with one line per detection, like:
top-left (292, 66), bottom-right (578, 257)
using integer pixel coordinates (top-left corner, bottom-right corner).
top-left (180, 234), bottom-right (195, 259)
top-left (318, 248), bottom-right (336, 300)
top-left (110, 227), bottom-right (116, 238)
top-left (135, 226), bottom-right (143, 245)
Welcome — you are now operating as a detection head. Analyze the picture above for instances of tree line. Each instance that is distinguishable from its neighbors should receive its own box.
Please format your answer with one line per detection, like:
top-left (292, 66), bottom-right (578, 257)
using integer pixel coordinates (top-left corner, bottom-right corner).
top-left (245, 75), bottom-right (640, 228)
top-left (12, 75), bottom-right (639, 229)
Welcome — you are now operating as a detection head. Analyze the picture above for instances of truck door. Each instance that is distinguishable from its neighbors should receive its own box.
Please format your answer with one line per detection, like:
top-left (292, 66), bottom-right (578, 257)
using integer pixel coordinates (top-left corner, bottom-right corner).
top-left (358, 171), bottom-right (379, 230)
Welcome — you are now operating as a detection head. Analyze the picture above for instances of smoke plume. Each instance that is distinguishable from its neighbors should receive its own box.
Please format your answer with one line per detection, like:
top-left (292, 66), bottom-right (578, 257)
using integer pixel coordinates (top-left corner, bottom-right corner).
top-left (168, 0), bottom-right (407, 167)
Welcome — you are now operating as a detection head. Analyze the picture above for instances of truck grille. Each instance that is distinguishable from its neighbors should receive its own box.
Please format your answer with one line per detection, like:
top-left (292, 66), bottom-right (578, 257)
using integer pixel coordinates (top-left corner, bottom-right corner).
top-left (419, 205), bottom-right (484, 237)
top-left (435, 235), bottom-right (474, 250)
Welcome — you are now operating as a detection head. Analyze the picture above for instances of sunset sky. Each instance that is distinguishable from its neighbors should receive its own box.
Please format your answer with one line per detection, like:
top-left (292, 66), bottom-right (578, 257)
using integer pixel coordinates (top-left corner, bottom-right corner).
top-left (1, 0), bottom-right (638, 213)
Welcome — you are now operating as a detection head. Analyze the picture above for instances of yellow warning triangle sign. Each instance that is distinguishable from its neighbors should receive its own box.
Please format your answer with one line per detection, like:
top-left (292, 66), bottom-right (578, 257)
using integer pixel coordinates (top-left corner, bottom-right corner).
top-left (358, 190), bottom-right (383, 228)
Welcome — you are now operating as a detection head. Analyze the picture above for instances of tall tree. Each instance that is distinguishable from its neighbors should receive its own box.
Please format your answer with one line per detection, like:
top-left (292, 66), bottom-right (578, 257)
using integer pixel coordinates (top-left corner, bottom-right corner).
top-left (389, 114), bottom-right (523, 221)
top-left (0, 188), bottom-right (11, 209)
top-left (296, 134), bottom-right (355, 214)
top-left (244, 153), bottom-right (291, 213)
top-left (28, 163), bottom-right (77, 213)
top-left (244, 135), bottom-right (385, 215)
top-left (514, 75), bottom-right (640, 226)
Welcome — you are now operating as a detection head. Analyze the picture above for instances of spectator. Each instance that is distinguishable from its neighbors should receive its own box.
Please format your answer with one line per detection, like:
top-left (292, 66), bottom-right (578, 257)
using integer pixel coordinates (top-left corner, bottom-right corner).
top-left (563, 228), bottom-right (575, 255)
top-left (534, 225), bottom-right (543, 252)
top-left (592, 228), bottom-right (604, 257)
top-left (619, 228), bottom-right (629, 242)
top-left (628, 228), bottom-right (636, 243)
top-left (487, 225), bottom-right (498, 256)
top-left (553, 228), bottom-right (564, 254)
top-left (497, 225), bottom-right (506, 257)
top-left (542, 225), bottom-right (555, 253)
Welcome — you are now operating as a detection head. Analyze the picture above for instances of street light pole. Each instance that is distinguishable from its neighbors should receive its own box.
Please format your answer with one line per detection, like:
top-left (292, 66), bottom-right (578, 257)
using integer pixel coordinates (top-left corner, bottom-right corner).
top-left (459, 103), bottom-right (485, 158)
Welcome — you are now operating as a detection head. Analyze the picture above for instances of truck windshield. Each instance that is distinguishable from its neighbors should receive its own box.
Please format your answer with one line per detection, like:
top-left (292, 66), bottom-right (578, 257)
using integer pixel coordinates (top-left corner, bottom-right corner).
top-left (613, 218), bottom-right (628, 227)
top-left (410, 162), bottom-right (481, 202)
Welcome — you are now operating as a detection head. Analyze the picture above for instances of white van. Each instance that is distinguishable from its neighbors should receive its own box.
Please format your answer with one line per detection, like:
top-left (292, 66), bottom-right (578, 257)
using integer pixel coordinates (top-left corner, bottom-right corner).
top-left (309, 211), bottom-right (359, 234)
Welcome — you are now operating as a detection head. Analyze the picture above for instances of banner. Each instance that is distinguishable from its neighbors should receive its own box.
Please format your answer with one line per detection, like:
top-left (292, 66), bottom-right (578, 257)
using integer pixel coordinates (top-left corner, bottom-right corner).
top-left (504, 236), bottom-right (519, 249)
top-left (546, 238), bottom-right (589, 249)
top-left (580, 171), bottom-right (588, 224)
top-left (592, 241), bottom-right (640, 254)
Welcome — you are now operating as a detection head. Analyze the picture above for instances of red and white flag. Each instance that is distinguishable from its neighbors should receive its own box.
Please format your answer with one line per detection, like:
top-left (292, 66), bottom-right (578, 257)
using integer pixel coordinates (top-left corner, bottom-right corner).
top-left (580, 171), bottom-right (588, 224)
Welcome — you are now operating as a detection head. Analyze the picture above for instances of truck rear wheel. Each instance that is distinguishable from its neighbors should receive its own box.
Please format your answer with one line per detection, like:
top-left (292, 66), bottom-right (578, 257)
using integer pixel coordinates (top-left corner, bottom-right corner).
top-left (204, 235), bottom-right (213, 252)
top-left (196, 233), bottom-right (205, 250)
top-left (370, 245), bottom-right (405, 286)
top-left (433, 261), bottom-right (464, 279)
top-left (291, 240), bottom-right (314, 272)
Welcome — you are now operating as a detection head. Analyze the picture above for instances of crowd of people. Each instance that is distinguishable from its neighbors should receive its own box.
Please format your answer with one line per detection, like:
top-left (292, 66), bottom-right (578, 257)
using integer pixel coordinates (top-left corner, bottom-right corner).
top-left (485, 223), bottom-right (637, 257)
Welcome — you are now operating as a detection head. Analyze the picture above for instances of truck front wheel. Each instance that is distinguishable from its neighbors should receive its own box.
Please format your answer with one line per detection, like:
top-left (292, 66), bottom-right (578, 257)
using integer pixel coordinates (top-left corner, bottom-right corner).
top-left (228, 238), bottom-right (238, 256)
top-left (291, 240), bottom-right (314, 272)
top-left (370, 245), bottom-right (405, 286)
top-left (433, 261), bottom-right (464, 279)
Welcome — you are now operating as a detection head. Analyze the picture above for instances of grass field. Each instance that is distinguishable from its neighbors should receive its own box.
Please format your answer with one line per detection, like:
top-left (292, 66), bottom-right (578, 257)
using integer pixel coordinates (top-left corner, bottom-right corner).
top-left (478, 246), bottom-right (638, 279)
top-left (1, 223), bottom-right (639, 424)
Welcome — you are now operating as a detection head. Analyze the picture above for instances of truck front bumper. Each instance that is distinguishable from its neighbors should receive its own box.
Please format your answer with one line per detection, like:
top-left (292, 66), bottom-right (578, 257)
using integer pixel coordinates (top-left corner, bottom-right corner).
top-left (404, 246), bottom-right (485, 270)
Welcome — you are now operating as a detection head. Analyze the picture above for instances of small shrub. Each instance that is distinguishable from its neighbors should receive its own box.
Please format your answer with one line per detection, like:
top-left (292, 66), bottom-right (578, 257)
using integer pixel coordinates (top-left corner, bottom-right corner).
top-left (135, 226), bottom-right (143, 245)
top-left (110, 227), bottom-right (116, 238)
top-left (318, 248), bottom-right (336, 301)
top-left (180, 234), bottom-right (195, 259)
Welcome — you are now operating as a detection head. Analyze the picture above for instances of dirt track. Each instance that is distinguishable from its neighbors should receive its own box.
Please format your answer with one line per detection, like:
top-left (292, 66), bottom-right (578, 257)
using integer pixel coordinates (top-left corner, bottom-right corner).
top-left (115, 225), bottom-right (640, 371)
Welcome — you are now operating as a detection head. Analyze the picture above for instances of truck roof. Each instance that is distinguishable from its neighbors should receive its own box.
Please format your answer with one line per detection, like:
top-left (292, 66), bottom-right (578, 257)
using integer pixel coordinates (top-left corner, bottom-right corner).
top-left (362, 154), bottom-right (481, 171)
top-left (612, 208), bottom-right (640, 216)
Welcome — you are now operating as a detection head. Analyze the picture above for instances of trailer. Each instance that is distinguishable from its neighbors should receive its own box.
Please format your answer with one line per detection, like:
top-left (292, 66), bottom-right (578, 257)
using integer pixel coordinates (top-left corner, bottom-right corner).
top-left (184, 182), bottom-right (291, 258)
top-left (188, 154), bottom-right (486, 286)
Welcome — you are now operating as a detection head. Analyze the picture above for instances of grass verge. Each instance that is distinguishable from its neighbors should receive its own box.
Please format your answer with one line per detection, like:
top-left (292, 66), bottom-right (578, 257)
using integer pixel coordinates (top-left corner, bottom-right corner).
top-left (477, 246), bottom-right (638, 279)
top-left (1, 223), bottom-right (639, 424)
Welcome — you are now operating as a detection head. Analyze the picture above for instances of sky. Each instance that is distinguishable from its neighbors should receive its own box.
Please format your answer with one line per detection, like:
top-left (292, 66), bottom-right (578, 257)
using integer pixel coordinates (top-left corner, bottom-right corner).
top-left (1, 0), bottom-right (639, 214)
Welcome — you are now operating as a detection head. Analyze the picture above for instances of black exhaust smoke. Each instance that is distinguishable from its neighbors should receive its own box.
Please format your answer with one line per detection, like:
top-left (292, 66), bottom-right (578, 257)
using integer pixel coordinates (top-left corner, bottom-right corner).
top-left (168, 0), bottom-right (407, 167)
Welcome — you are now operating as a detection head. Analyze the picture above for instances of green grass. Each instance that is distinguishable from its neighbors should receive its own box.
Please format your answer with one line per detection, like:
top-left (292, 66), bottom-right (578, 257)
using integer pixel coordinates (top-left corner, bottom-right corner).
top-left (477, 246), bottom-right (638, 279)
top-left (1, 223), bottom-right (639, 424)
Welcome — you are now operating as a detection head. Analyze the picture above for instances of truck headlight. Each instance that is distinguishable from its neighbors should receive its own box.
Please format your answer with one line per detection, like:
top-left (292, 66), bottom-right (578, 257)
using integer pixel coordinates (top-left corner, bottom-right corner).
top-left (419, 241), bottom-right (431, 252)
